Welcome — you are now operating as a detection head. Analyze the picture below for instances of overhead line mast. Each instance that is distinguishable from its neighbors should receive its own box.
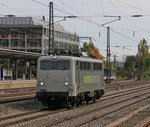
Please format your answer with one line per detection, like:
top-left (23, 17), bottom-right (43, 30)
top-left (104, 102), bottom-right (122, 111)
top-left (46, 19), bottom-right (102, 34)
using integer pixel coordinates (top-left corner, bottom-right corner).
top-left (48, 2), bottom-right (54, 55)
top-left (106, 27), bottom-right (111, 83)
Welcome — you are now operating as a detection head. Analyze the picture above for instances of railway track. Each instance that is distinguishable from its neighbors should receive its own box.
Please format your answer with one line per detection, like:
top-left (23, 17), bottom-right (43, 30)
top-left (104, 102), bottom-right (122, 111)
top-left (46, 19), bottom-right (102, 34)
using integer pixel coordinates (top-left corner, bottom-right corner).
top-left (0, 80), bottom-right (149, 104)
top-left (105, 80), bottom-right (150, 91)
top-left (0, 84), bottom-right (150, 127)
top-left (0, 87), bottom-right (35, 94)
top-left (0, 79), bottom-right (149, 95)
top-left (141, 119), bottom-right (150, 127)
top-left (0, 91), bottom-right (35, 103)
top-left (0, 108), bottom-right (66, 127)
top-left (36, 89), bottom-right (150, 127)
top-left (0, 87), bottom-right (35, 103)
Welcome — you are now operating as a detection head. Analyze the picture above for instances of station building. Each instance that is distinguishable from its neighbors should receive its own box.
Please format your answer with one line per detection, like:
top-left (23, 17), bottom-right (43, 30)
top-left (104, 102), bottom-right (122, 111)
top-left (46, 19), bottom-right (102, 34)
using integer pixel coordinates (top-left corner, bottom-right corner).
top-left (0, 15), bottom-right (79, 54)
top-left (0, 15), bottom-right (80, 80)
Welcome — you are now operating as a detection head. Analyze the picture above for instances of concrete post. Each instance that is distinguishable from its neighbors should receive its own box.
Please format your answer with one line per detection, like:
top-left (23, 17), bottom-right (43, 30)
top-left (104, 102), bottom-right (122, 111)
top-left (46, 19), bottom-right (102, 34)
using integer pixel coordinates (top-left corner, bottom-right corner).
top-left (25, 35), bottom-right (27, 52)
top-left (9, 35), bottom-right (11, 49)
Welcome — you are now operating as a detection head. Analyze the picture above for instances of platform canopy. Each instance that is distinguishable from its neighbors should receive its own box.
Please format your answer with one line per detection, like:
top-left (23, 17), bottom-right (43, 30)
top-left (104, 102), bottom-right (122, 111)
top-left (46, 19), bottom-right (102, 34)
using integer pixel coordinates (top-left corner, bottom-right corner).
top-left (0, 48), bottom-right (42, 60)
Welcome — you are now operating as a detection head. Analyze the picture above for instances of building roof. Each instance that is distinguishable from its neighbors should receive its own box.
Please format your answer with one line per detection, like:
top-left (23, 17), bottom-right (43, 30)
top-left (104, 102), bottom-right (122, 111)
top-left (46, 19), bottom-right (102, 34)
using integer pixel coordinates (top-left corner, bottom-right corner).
top-left (0, 16), bottom-right (64, 29)
top-left (0, 16), bottom-right (77, 36)
top-left (0, 16), bottom-right (34, 26)
top-left (0, 15), bottom-right (50, 28)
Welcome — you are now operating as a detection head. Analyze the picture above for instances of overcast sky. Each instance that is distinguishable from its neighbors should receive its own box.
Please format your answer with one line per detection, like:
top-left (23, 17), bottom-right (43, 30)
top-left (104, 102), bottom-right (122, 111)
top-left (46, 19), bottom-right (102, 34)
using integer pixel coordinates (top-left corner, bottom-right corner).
top-left (0, 0), bottom-right (150, 61)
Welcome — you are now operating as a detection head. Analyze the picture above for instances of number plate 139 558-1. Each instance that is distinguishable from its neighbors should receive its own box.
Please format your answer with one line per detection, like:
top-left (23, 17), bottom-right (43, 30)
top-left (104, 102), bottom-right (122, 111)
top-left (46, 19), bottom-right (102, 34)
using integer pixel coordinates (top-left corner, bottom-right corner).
top-left (40, 89), bottom-right (46, 92)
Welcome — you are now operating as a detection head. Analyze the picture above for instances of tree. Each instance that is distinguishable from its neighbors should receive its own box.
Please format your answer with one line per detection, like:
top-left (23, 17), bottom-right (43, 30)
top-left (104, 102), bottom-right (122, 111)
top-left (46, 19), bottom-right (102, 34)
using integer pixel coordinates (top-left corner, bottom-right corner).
top-left (119, 39), bottom-right (150, 80)
top-left (135, 55), bottom-right (144, 81)
top-left (136, 38), bottom-right (150, 80)
top-left (140, 38), bottom-right (150, 57)
top-left (82, 42), bottom-right (90, 52)
top-left (124, 55), bottom-right (136, 79)
top-left (144, 56), bottom-right (150, 69)
top-left (82, 42), bottom-right (103, 60)
top-left (143, 56), bottom-right (150, 78)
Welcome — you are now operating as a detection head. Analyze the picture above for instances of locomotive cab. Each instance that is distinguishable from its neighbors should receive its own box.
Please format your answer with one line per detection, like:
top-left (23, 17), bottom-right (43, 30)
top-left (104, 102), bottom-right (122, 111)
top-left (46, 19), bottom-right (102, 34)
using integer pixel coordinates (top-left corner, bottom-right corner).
top-left (36, 56), bottom-right (73, 108)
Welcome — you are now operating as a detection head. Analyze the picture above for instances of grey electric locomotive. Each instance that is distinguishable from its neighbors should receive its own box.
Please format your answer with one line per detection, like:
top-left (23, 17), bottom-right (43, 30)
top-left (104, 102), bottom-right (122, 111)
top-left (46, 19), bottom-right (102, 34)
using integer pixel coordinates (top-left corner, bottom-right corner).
top-left (36, 55), bottom-right (105, 108)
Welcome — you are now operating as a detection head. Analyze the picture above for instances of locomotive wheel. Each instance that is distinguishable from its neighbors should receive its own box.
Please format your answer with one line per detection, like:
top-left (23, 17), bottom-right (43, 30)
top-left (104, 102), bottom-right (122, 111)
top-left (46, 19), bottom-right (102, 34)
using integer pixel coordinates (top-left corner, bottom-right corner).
top-left (85, 94), bottom-right (90, 105)
top-left (75, 99), bottom-right (79, 107)
top-left (93, 98), bottom-right (96, 103)
top-left (78, 96), bottom-right (83, 105)
top-left (70, 97), bottom-right (75, 107)
top-left (48, 102), bottom-right (54, 109)
top-left (67, 104), bottom-right (72, 109)
top-left (79, 100), bottom-right (83, 105)
top-left (86, 99), bottom-right (89, 105)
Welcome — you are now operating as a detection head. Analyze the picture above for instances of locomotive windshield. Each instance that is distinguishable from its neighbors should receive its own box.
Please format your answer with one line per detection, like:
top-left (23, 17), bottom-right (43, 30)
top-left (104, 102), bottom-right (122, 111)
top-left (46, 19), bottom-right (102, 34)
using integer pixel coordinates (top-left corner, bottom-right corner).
top-left (40, 60), bottom-right (70, 70)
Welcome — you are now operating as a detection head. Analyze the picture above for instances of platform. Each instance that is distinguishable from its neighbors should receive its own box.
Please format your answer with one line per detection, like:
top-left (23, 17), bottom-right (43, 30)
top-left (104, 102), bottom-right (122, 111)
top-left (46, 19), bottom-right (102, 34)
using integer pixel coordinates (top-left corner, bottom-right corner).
top-left (0, 80), bottom-right (36, 89)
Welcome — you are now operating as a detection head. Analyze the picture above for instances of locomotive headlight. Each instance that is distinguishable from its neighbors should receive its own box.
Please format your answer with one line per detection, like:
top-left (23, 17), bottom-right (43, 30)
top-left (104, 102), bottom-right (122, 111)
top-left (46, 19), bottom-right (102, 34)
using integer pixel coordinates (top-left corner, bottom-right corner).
top-left (53, 56), bottom-right (57, 59)
top-left (40, 78), bottom-right (44, 86)
top-left (40, 81), bottom-right (44, 86)
top-left (65, 82), bottom-right (69, 86)
top-left (64, 77), bottom-right (69, 86)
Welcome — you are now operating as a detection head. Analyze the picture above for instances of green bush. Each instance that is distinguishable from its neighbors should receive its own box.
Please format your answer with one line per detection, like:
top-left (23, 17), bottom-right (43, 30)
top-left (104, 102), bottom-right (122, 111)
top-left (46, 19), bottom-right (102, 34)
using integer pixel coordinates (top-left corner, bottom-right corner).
top-left (144, 70), bottom-right (150, 78)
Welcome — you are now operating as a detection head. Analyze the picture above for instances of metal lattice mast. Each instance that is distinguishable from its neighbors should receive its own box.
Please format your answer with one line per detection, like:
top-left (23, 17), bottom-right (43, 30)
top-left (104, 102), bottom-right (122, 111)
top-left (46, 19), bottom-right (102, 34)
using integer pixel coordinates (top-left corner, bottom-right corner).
top-left (48, 2), bottom-right (54, 55)
top-left (106, 27), bottom-right (111, 83)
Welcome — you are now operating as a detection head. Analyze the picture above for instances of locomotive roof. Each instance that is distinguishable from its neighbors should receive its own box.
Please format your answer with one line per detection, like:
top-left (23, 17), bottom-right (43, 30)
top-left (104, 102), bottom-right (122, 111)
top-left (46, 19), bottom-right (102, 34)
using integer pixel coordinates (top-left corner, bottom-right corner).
top-left (38, 55), bottom-right (103, 63)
